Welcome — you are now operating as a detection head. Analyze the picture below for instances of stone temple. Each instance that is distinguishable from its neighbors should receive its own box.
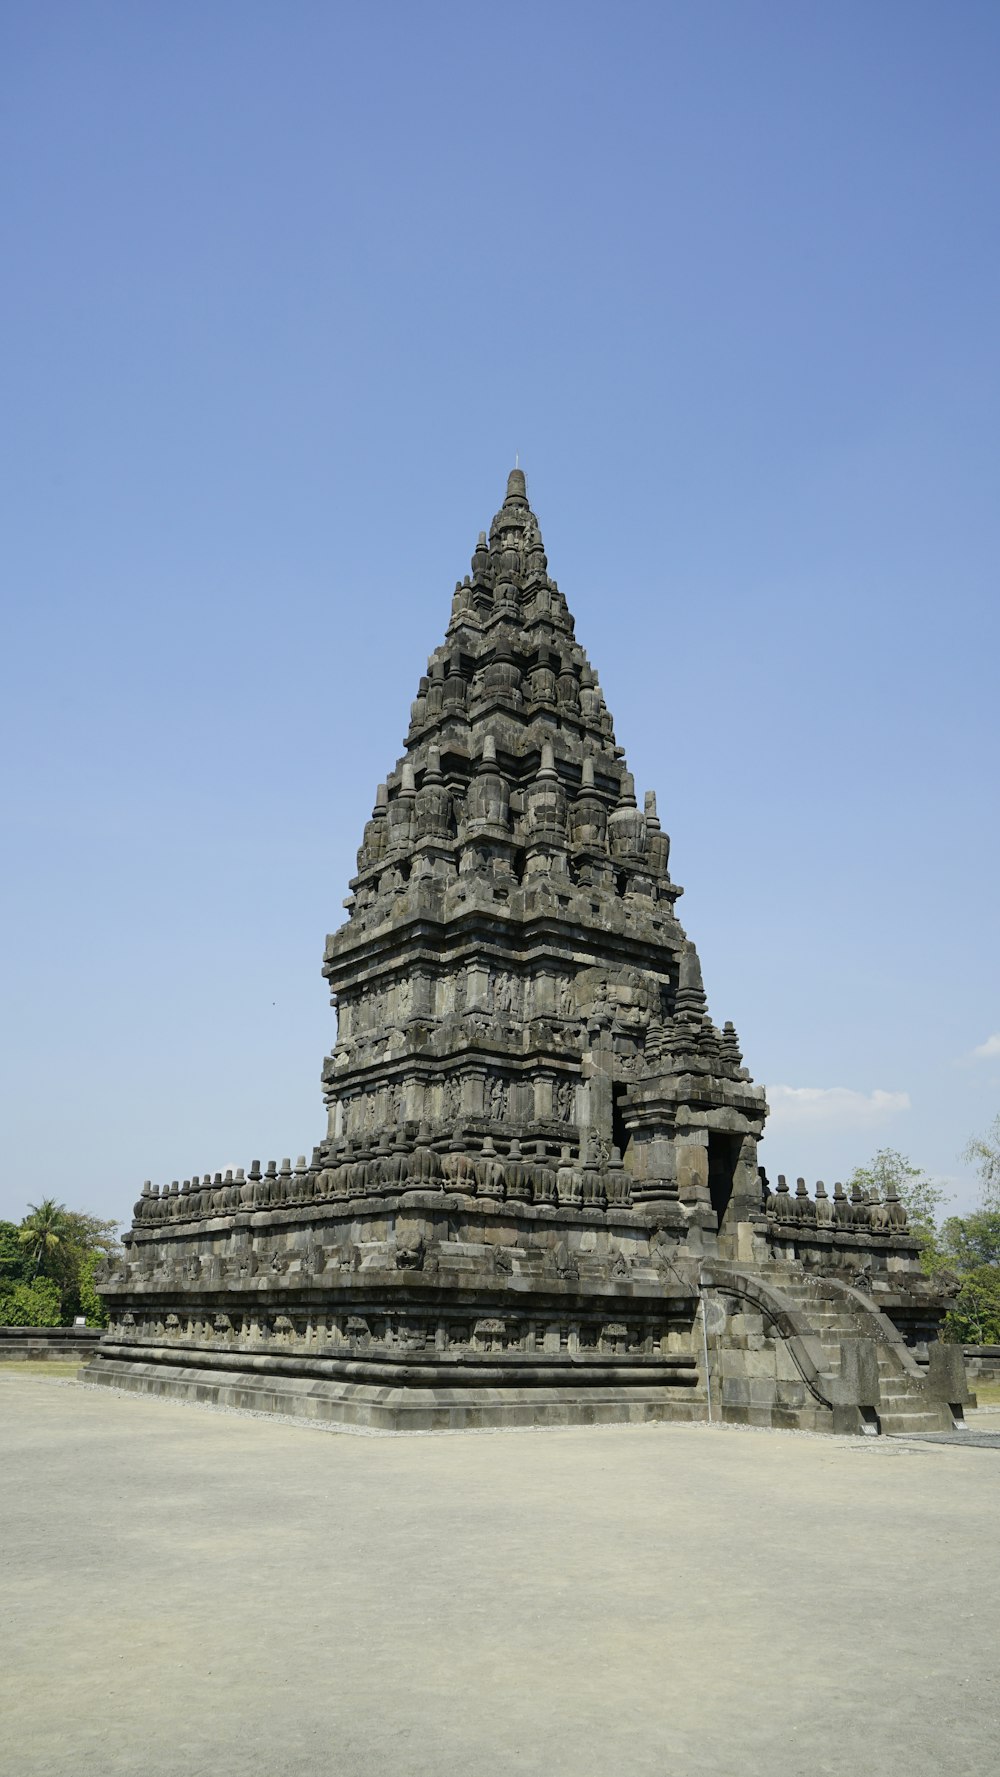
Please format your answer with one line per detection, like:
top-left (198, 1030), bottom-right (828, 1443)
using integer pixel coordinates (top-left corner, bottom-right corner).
top-left (87, 470), bottom-right (969, 1434)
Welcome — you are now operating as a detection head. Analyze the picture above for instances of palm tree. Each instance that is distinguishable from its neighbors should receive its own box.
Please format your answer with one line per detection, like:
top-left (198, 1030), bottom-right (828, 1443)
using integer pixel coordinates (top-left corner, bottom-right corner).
top-left (18, 1199), bottom-right (70, 1279)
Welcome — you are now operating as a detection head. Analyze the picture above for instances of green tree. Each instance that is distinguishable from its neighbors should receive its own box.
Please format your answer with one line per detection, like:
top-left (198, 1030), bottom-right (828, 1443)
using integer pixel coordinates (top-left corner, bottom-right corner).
top-left (17, 1199), bottom-right (72, 1278)
top-left (52, 1211), bottom-right (121, 1324)
top-left (1, 1202), bottom-right (121, 1326)
top-left (0, 1275), bottom-right (63, 1326)
top-left (939, 1209), bottom-right (1000, 1272)
top-left (964, 1114), bottom-right (1000, 1206)
top-left (943, 1264), bottom-right (1000, 1345)
top-left (0, 1220), bottom-right (30, 1284)
top-left (74, 1248), bottom-right (111, 1329)
top-left (847, 1148), bottom-right (947, 1237)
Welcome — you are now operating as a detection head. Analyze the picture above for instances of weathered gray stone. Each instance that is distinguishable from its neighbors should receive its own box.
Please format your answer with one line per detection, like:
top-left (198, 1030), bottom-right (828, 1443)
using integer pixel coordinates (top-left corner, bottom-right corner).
top-left (839, 1338), bottom-right (881, 1409)
top-left (962, 1344), bottom-right (1000, 1386)
top-left (926, 1339), bottom-right (973, 1407)
top-left (83, 469), bottom-right (965, 1435)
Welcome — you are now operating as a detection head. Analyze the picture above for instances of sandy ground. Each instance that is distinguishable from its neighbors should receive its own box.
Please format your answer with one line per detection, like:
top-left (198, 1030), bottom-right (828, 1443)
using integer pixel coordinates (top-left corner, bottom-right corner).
top-left (2, 1371), bottom-right (998, 1777)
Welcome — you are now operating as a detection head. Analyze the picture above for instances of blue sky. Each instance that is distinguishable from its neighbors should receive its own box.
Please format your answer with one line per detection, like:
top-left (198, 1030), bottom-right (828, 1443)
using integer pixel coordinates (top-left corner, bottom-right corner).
top-left (2, 1), bottom-right (998, 1226)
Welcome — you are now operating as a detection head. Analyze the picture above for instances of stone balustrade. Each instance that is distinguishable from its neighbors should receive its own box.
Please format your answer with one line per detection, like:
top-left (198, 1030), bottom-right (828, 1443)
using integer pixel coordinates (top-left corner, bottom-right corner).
top-left (129, 1135), bottom-right (633, 1226)
top-left (761, 1172), bottom-right (910, 1235)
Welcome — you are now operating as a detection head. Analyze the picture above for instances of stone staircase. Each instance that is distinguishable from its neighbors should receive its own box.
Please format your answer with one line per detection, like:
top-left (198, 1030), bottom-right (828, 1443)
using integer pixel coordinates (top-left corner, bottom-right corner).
top-left (772, 1271), bottom-right (954, 1435)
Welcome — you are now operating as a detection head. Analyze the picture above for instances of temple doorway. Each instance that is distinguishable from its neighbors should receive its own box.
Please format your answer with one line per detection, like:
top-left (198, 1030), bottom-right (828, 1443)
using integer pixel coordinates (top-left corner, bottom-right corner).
top-left (707, 1132), bottom-right (742, 1229)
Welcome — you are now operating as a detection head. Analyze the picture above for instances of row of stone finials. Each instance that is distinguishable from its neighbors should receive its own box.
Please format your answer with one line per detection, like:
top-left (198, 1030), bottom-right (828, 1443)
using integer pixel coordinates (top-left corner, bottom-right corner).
top-left (131, 1153), bottom-right (912, 1234)
top-left (132, 1138), bottom-right (632, 1225)
top-left (763, 1174), bottom-right (910, 1233)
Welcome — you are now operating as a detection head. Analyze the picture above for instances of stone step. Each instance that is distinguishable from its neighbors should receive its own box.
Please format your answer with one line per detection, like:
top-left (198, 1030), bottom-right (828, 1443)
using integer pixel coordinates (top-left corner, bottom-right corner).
top-left (759, 1281), bottom-right (945, 1428)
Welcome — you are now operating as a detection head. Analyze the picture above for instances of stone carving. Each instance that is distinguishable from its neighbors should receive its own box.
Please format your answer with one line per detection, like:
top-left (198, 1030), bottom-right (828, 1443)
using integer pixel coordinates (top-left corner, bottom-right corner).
top-left (394, 1232), bottom-right (425, 1270)
top-left (555, 1079), bottom-right (576, 1122)
top-left (493, 972), bottom-right (515, 1014)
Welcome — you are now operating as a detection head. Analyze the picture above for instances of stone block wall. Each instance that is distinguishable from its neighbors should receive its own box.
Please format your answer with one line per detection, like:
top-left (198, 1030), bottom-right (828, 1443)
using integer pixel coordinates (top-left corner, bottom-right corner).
top-left (0, 1326), bottom-right (103, 1361)
top-left (962, 1345), bottom-right (1000, 1386)
top-left (706, 1304), bottom-right (834, 1433)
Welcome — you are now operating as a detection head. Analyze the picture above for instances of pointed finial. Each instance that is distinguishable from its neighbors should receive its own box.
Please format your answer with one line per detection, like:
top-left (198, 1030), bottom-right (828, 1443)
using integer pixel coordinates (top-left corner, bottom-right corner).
top-left (678, 941), bottom-right (705, 996)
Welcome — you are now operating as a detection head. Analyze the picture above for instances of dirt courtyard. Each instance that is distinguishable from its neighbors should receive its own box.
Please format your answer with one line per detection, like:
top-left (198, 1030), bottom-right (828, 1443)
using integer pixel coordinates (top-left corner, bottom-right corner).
top-left (2, 1371), bottom-right (997, 1777)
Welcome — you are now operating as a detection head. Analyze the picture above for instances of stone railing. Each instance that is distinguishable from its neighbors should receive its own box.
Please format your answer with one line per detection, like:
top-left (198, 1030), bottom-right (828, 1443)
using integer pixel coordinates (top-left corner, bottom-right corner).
top-left (127, 1136), bottom-right (633, 1228)
top-left (761, 1174), bottom-right (910, 1234)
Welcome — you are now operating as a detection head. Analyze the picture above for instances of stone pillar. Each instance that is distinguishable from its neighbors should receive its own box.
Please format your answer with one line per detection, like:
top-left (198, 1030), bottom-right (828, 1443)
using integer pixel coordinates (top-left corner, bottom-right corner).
top-left (404, 1076), bottom-right (425, 1122)
top-left (462, 1068), bottom-right (487, 1117)
top-left (676, 1130), bottom-right (710, 1206)
top-left (508, 1080), bottom-right (531, 1125)
top-left (581, 1035), bottom-right (614, 1145)
top-left (628, 1130), bottom-right (677, 1202)
top-left (532, 971), bottom-right (555, 1017)
top-left (413, 972), bottom-right (436, 1018)
top-left (534, 1073), bottom-right (554, 1120)
top-left (729, 1133), bottom-right (763, 1220)
top-left (466, 964), bottom-right (490, 1010)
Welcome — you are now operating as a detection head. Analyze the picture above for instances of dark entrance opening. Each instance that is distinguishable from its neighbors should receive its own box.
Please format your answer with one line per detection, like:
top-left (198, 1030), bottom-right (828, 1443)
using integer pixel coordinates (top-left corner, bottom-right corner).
top-left (611, 1084), bottom-right (629, 1161)
top-left (707, 1132), bottom-right (742, 1229)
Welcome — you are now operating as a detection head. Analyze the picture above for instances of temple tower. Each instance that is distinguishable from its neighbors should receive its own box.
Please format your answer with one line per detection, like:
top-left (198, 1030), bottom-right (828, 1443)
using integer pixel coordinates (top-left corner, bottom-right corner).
top-left (86, 470), bottom-right (966, 1436)
top-left (321, 468), bottom-right (767, 1238)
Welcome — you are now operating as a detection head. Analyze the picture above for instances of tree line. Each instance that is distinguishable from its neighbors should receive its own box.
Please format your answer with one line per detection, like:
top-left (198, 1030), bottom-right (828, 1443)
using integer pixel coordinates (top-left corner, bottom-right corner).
top-left (0, 1201), bottom-right (120, 1329)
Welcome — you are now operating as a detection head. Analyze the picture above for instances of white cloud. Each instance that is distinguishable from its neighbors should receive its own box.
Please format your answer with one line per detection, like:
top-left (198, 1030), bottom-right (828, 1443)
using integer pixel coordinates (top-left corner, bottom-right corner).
top-left (970, 1033), bottom-right (1000, 1061)
top-left (766, 1085), bottom-right (911, 1129)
